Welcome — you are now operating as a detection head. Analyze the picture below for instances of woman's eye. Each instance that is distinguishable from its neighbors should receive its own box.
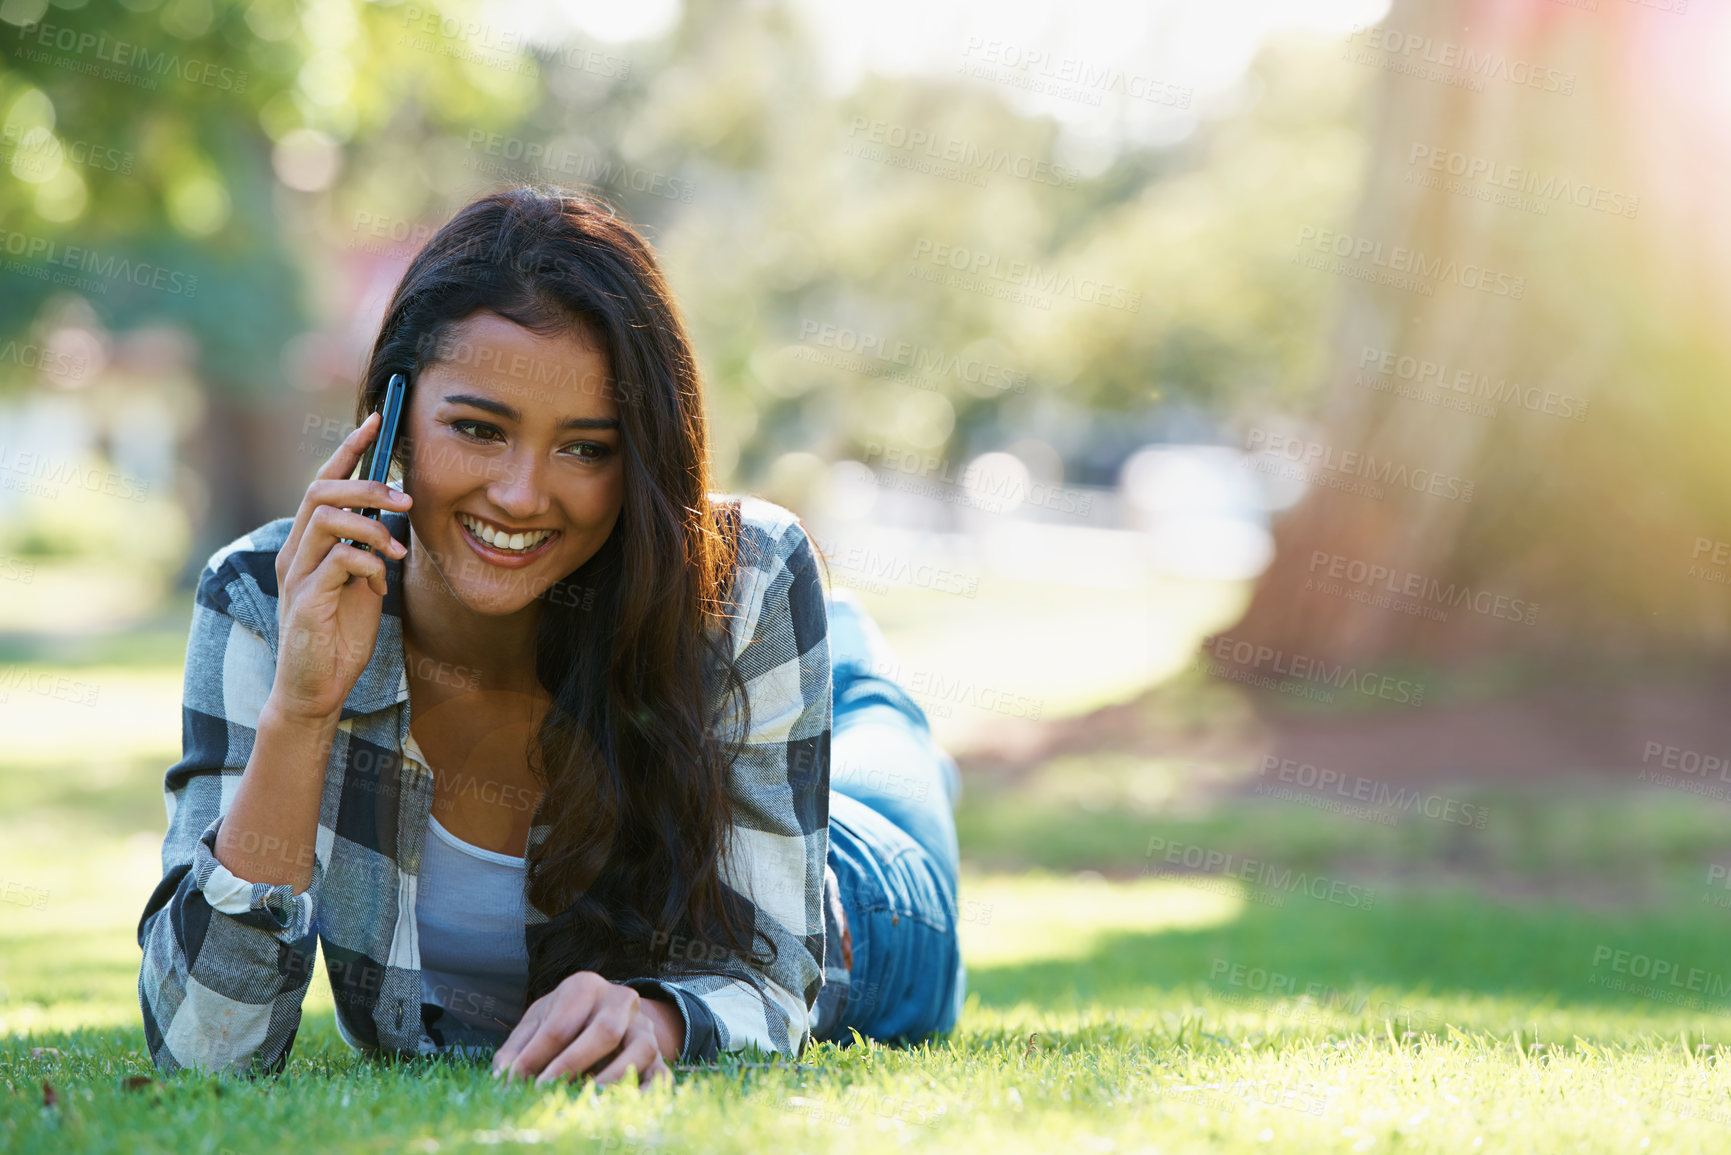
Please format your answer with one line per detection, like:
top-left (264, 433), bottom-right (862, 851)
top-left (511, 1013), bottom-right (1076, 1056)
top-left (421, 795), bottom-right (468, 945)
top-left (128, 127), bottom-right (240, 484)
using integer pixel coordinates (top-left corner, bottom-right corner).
top-left (566, 443), bottom-right (613, 461)
top-left (452, 420), bottom-right (502, 442)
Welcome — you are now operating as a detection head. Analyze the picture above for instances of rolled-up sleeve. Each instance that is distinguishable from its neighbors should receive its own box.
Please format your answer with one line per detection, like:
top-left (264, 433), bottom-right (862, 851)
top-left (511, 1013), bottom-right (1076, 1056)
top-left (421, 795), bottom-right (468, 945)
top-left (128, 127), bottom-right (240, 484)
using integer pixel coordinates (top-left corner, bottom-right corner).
top-left (626, 517), bottom-right (832, 1062)
top-left (136, 556), bottom-right (325, 1077)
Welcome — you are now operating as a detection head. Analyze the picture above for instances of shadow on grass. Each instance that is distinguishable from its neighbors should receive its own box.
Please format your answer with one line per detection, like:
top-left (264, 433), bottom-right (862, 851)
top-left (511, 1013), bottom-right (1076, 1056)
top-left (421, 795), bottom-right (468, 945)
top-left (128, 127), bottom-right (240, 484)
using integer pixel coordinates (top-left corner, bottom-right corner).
top-left (968, 886), bottom-right (1731, 1019)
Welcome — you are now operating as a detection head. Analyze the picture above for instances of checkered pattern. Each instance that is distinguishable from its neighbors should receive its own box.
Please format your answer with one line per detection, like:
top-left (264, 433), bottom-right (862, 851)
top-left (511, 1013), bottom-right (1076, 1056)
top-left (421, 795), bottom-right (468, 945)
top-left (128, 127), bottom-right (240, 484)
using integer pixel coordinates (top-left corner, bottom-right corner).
top-left (137, 495), bottom-right (833, 1075)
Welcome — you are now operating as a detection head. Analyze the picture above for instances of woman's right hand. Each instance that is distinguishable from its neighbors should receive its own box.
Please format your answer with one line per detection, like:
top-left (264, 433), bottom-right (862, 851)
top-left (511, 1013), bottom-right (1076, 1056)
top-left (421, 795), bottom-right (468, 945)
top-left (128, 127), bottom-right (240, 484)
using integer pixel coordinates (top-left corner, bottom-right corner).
top-left (270, 410), bottom-right (413, 723)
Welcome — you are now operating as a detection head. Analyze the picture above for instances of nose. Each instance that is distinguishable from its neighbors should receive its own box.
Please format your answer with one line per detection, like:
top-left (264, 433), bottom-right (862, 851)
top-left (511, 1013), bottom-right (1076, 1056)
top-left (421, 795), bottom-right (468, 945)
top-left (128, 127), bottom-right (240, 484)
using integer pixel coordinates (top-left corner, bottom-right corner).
top-left (486, 448), bottom-right (551, 523)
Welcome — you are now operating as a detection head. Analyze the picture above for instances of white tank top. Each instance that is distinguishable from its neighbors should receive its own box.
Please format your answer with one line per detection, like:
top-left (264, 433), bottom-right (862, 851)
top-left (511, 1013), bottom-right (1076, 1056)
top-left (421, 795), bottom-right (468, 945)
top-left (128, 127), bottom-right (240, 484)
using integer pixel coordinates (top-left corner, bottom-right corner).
top-left (415, 812), bottom-right (530, 1033)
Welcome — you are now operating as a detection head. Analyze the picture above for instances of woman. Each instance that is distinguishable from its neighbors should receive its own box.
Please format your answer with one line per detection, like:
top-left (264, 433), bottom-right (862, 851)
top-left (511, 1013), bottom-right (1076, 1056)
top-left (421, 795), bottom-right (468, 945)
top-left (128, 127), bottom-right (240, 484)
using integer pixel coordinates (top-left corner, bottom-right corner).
top-left (136, 187), bottom-right (966, 1089)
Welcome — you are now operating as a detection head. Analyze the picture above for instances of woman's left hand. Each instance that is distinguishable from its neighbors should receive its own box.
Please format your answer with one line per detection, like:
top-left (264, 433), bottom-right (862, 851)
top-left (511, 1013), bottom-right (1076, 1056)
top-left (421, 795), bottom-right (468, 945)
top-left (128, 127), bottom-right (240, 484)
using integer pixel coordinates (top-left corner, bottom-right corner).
top-left (492, 972), bottom-right (676, 1089)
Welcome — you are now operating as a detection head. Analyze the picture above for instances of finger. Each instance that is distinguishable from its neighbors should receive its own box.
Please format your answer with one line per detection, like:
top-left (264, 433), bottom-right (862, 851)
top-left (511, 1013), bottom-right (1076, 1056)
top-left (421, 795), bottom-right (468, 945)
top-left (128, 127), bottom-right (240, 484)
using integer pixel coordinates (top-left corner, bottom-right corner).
top-left (503, 979), bottom-right (605, 1083)
top-left (284, 504), bottom-right (406, 593)
top-left (492, 999), bottom-right (549, 1078)
top-left (590, 1035), bottom-right (664, 1089)
top-left (316, 409), bottom-right (381, 483)
top-left (282, 412), bottom-right (381, 572)
top-left (534, 1002), bottom-right (635, 1087)
top-left (280, 476), bottom-right (410, 575)
top-left (309, 542), bottom-right (388, 605)
top-left (639, 1054), bottom-right (673, 1091)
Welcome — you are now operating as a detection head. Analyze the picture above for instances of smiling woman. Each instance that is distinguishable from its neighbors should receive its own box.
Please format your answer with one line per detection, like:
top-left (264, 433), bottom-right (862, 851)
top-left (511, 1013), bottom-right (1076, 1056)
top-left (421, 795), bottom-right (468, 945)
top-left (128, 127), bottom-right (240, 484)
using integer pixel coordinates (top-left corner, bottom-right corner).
top-left (136, 186), bottom-right (964, 1091)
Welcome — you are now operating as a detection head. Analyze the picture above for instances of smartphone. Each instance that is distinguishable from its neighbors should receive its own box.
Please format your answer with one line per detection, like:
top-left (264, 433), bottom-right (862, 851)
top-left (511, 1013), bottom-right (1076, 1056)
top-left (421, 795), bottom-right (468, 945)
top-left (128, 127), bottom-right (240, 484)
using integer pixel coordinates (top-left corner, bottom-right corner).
top-left (345, 371), bottom-right (408, 554)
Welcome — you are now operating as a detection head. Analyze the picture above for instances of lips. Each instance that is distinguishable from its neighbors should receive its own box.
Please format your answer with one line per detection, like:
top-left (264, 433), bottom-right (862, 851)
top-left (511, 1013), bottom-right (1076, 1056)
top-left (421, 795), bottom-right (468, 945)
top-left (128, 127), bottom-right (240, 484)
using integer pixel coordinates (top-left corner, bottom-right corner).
top-left (458, 512), bottom-right (556, 552)
top-left (457, 513), bottom-right (560, 567)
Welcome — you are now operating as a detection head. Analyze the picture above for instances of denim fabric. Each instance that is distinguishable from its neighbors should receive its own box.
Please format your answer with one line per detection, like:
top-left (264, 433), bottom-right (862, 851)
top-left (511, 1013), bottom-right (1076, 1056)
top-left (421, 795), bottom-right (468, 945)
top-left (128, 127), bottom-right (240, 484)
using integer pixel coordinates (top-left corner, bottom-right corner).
top-left (815, 590), bottom-right (966, 1047)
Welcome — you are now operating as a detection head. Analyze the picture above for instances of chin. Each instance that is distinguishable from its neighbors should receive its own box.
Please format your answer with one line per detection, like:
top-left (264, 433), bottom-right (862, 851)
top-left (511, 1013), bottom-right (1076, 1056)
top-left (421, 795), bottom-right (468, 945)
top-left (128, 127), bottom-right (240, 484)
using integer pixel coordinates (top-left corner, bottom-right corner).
top-left (450, 583), bottom-right (541, 616)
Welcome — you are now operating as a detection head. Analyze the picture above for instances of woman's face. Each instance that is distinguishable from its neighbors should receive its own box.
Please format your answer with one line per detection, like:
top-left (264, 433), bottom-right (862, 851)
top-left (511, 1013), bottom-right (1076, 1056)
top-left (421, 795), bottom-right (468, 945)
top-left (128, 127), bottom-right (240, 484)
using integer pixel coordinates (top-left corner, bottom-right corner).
top-left (400, 309), bottom-right (625, 616)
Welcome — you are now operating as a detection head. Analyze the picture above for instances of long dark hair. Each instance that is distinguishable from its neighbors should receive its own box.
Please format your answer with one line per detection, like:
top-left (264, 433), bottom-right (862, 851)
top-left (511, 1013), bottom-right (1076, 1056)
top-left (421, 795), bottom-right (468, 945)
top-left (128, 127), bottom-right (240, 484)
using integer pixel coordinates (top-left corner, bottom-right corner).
top-left (355, 185), bottom-right (772, 1001)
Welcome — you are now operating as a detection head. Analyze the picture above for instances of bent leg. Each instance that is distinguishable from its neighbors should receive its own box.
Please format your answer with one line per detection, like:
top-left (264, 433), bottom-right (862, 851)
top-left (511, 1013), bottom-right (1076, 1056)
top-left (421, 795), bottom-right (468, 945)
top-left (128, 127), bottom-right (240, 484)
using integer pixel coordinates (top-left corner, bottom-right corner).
top-left (822, 794), bottom-right (962, 1044)
top-left (826, 590), bottom-right (961, 888)
top-left (817, 590), bottom-right (966, 1045)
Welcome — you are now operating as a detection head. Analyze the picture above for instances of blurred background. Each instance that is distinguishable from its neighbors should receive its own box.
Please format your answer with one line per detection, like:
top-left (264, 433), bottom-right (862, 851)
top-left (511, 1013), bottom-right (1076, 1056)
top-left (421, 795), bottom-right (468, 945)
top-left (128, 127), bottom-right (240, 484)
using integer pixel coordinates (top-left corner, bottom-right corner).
top-left (7, 0), bottom-right (1731, 1066)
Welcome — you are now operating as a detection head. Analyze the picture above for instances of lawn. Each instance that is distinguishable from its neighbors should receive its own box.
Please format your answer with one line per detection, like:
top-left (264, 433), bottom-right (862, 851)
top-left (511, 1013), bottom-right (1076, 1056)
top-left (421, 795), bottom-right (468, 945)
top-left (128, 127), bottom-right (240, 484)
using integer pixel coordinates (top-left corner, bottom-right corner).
top-left (5, 588), bottom-right (1731, 1151)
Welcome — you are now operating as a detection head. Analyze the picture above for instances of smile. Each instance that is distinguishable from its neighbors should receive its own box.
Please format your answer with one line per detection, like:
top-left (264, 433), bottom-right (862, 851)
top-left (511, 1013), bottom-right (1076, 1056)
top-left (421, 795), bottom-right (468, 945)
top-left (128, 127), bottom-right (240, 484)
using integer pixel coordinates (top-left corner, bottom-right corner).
top-left (458, 513), bottom-right (560, 558)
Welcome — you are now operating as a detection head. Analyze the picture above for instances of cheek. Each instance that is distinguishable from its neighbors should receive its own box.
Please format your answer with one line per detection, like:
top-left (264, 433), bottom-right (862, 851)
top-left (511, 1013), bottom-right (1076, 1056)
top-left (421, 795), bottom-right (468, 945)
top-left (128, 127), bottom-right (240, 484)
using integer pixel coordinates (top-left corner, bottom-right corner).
top-left (409, 437), bottom-right (477, 501)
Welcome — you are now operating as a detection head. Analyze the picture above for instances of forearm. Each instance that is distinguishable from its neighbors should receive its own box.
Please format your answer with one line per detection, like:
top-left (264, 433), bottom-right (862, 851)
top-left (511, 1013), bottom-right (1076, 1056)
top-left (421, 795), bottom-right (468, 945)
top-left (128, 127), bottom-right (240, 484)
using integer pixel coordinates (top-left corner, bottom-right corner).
top-left (214, 698), bottom-right (339, 892)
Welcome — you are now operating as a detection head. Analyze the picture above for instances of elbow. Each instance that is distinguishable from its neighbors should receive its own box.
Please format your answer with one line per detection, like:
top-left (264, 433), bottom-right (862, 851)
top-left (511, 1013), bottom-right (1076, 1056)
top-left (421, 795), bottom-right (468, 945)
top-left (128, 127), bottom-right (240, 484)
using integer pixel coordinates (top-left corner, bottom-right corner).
top-left (137, 938), bottom-right (293, 1079)
top-left (142, 1018), bottom-right (290, 1079)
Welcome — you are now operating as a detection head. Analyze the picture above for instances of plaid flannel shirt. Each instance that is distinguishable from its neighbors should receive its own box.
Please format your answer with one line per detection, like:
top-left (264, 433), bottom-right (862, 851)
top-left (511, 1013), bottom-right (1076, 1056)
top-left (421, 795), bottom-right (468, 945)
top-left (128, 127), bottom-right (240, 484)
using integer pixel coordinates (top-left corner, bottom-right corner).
top-left (137, 494), bottom-right (835, 1076)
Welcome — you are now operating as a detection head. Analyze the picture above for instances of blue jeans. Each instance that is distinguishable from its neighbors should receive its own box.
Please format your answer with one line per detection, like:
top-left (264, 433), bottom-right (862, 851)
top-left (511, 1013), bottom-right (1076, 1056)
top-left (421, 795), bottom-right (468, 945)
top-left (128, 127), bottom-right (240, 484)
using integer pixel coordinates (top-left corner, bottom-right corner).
top-left (814, 590), bottom-right (966, 1046)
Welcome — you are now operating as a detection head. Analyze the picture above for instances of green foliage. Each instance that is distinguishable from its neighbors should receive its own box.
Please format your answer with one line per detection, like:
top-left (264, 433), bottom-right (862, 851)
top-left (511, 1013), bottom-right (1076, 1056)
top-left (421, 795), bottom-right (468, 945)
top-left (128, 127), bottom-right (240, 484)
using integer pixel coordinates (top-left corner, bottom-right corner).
top-left (1, 1), bottom-right (1366, 469)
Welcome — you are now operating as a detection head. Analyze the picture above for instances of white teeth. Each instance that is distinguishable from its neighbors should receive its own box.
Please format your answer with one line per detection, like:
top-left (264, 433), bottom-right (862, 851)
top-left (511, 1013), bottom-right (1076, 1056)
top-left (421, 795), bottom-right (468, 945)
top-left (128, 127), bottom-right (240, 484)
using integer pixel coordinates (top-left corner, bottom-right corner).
top-left (460, 514), bottom-right (552, 554)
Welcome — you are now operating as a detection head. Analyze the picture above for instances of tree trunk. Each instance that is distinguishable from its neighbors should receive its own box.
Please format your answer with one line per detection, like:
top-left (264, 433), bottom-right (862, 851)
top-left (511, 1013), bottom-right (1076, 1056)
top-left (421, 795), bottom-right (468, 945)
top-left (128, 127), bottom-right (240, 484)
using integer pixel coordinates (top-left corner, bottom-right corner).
top-left (1226, 0), bottom-right (1705, 666)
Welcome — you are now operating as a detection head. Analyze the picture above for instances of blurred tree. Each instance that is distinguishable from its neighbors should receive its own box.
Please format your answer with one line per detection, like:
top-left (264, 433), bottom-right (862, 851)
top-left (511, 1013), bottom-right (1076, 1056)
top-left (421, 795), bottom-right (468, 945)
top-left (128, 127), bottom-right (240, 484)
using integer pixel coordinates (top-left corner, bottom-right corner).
top-left (1225, 0), bottom-right (1731, 666)
top-left (1, 0), bottom-right (1374, 574)
top-left (0, 0), bottom-right (551, 564)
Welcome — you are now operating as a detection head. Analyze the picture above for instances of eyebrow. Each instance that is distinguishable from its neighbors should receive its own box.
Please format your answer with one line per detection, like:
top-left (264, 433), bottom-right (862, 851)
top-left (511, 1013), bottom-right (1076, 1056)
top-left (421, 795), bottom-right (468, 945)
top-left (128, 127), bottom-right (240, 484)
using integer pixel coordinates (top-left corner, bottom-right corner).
top-left (440, 393), bottom-right (621, 432)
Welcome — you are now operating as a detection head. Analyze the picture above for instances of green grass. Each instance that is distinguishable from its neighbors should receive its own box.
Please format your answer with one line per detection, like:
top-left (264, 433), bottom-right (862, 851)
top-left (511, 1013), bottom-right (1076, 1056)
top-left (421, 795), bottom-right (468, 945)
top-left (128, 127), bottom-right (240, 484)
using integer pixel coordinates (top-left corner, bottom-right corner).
top-left (7, 661), bottom-right (1731, 1151)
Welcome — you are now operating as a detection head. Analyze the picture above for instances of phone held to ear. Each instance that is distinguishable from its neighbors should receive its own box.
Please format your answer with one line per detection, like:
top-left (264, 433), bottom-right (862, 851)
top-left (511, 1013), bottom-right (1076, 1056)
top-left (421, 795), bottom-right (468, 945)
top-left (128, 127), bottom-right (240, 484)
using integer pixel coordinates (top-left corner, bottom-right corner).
top-left (342, 371), bottom-right (407, 554)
